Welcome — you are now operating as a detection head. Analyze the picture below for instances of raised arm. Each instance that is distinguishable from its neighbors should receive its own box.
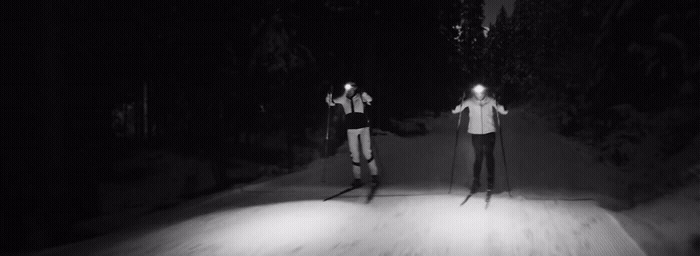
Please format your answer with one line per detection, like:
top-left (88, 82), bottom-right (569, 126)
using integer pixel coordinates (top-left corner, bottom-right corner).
top-left (494, 101), bottom-right (509, 115)
top-left (361, 92), bottom-right (372, 105)
top-left (326, 94), bottom-right (346, 107)
top-left (452, 100), bottom-right (469, 114)
top-left (326, 94), bottom-right (340, 106)
top-left (325, 93), bottom-right (334, 106)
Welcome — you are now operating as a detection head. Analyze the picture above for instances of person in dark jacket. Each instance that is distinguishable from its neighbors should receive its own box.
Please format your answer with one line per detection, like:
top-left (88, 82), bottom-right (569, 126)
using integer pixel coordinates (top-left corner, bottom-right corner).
top-left (452, 84), bottom-right (508, 193)
top-left (326, 82), bottom-right (379, 188)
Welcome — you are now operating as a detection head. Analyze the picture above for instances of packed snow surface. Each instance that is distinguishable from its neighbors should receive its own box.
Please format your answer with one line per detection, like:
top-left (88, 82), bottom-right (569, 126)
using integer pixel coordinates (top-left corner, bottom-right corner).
top-left (32, 108), bottom-right (699, 256)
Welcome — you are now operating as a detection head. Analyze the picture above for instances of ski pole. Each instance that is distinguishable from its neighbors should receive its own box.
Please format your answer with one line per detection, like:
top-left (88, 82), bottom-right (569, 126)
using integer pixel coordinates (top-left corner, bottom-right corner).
top-left (497, 111), bottom-right (512, 197)
top-left (448, 91), bottom-right (467, 194)
top-left (365, 97), bottom-right (385, 181)
top-left (322, 86), bottom-right (333, 183)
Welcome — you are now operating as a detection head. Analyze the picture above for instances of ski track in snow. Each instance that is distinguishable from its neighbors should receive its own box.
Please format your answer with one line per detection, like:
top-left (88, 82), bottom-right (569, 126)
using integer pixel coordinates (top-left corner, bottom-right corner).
top-left (32, 109), bottom-right (650, 256)
top-left (37, 194), bottom-right (645, 256)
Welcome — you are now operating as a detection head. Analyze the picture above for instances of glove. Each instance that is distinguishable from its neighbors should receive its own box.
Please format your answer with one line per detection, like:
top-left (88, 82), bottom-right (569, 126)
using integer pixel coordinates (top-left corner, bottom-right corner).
top-left (325, 93), bottom-right (332, 104)
top-left (361, 92), bottom-right (372, 105)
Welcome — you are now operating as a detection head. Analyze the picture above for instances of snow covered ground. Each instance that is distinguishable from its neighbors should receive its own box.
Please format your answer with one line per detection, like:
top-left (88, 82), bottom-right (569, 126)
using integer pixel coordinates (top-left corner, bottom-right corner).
top-left (613, 180), bottom-right (700, 256)
top-left (27, 108), bottom-right (699, 256)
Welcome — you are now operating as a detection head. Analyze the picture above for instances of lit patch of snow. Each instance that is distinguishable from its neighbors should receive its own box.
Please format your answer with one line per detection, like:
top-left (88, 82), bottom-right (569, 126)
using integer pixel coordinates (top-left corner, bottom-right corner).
top-left (34, 107), bottom-right (699, 256)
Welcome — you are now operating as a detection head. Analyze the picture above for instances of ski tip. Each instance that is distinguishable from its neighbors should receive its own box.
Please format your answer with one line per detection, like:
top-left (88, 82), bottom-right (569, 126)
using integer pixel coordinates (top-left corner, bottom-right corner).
top-left (366, 185), bottom-right (379, 204)
top-left (366, 196), bottom-right (374, 204)
top-left (460, 194), bottom-right (473, 206)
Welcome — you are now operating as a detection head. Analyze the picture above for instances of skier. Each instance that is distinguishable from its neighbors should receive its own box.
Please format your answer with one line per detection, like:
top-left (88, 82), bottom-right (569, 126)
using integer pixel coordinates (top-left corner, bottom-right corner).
top-left (451, 84), bottom-right (508, 194)
top-left (325, 82), bottom-right (380, 188)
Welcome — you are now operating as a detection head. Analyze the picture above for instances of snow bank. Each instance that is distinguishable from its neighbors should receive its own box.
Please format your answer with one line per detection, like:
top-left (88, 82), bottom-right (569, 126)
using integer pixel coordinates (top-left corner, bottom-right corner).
top-left (530, 101), bottom-right (700, 207)
top-left (72, 150), bottom-right (220, 239)
top-left (614, 179), bottom-right (700, 256)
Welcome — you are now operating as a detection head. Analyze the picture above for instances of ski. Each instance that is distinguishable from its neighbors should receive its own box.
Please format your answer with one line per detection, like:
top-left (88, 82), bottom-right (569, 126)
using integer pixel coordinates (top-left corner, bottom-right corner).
top-left (323, 185), bottom-right (362, 201)
top-left (365, 183), bottom-right (379, 204)
top-left (484, 190), bottom-right (492, 209)
top-left (460, 192), bottom-right (475, 206)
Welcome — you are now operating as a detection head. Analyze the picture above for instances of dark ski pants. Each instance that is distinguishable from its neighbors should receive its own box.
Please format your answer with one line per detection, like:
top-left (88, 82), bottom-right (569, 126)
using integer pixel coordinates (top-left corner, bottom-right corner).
top-left (471, 132), bottom-right (496, 188)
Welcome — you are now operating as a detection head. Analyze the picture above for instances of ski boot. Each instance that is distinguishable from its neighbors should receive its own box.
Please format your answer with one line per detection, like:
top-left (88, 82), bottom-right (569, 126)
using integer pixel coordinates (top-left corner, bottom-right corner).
top-left (371, 175), bottom-right (380, 187)
top-left (470, 181), bottom-right (481, 194)
top-left (485, 183), bottom-right (493, 202)
top-left (351, 178), bottom-right (364, 188)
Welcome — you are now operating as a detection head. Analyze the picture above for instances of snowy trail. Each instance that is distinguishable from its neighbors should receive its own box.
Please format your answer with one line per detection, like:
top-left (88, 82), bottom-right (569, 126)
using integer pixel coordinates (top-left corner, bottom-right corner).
top-left (33, 109), bottom-right (646, 256)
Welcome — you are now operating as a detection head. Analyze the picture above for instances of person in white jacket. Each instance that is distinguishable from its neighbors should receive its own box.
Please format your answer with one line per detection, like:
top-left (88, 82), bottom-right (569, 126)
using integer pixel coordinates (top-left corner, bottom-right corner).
top-left (452, 84), bottom-right (508, 193)
top-left (326, 82), bottom-right (379, 188)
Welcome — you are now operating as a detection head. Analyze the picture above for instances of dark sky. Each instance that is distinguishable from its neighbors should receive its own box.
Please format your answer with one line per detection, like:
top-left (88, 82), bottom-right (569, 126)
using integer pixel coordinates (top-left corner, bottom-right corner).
top-left (484, 0), bottom-right (515, 25)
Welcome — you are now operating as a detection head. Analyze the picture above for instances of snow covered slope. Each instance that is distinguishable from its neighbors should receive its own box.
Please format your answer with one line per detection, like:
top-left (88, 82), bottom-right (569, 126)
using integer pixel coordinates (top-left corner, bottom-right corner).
top-left (29, 108), bottom-right (699, 256)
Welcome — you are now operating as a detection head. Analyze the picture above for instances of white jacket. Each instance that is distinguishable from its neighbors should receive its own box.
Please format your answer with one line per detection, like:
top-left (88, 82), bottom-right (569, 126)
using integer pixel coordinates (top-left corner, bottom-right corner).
top-left (452, 96), bottom-right (508, 134)
top-left (326, 92), bottom-right (372, 114)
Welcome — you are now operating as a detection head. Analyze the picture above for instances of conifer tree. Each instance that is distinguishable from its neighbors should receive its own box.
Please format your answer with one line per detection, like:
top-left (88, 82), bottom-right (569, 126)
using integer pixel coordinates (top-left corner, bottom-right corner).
top-left (440, 0), bottom-right (486, 83)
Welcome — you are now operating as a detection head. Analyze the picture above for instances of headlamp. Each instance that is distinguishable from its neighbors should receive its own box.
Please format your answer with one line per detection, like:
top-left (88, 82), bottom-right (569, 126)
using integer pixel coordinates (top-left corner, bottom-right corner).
top-left (472, 84), bottom-right (486, 94)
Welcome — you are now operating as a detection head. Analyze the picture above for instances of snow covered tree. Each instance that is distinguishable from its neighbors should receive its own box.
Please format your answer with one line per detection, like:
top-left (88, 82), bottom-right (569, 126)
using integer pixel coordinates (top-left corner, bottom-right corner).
top-left (440, 0), bottom-right (486, 84)
top-left (485, 0), bottom-right (563, 103)
top-left (483, 6), bottom-right (514, 102)
top-left (249, 7), bottom-right (317, 169)
top-left (593, 0), bottom-right (699, 110)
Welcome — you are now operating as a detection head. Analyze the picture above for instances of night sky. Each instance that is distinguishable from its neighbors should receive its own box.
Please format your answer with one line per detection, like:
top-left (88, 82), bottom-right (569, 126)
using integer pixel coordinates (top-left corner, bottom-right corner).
top-left (484, 0), bottom-right (515, 25)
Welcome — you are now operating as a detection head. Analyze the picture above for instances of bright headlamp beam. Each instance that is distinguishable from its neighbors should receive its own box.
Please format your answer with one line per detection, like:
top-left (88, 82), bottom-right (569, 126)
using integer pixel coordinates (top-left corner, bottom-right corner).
top-left (344, 83), bottom-right (353, 91)
top-left (472, 84), bottom-right (485, 94)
